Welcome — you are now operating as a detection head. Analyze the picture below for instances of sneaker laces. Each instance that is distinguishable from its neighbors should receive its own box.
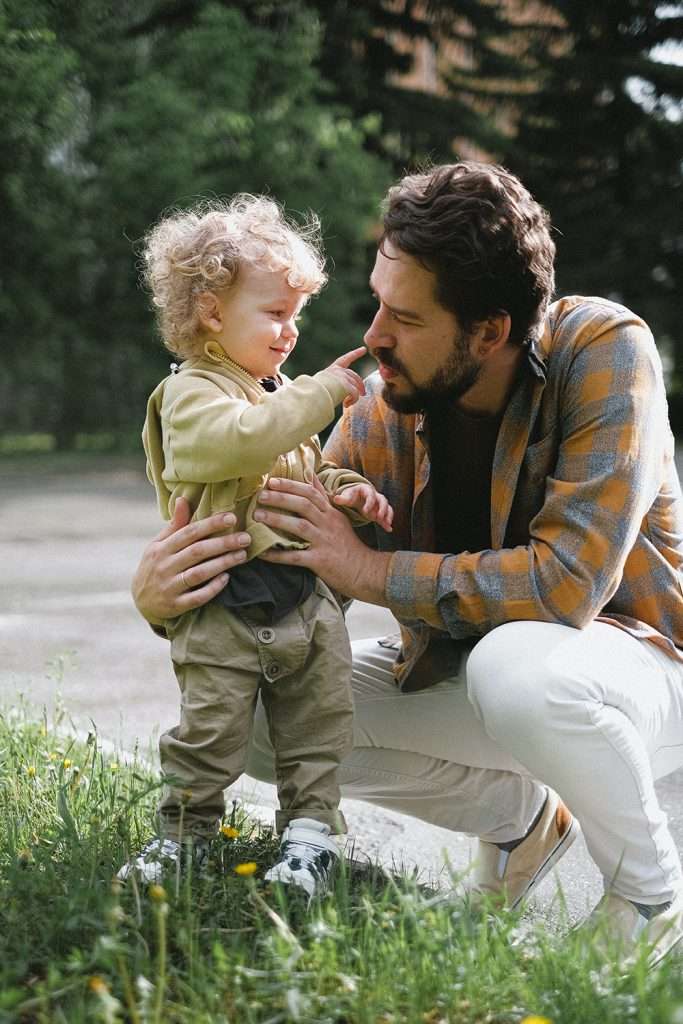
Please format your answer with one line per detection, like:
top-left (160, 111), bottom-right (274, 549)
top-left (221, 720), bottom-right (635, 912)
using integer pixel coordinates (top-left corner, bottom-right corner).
top-left (280, 837), bottom-right (334, 875)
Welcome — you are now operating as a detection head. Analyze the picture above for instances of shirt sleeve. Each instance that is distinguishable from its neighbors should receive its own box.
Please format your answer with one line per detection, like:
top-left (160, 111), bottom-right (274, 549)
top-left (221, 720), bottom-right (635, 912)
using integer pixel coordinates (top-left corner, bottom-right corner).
top-left (386, 312), bottom-right (668, 635)
top-left (164, 369), bottom-right (348, 483)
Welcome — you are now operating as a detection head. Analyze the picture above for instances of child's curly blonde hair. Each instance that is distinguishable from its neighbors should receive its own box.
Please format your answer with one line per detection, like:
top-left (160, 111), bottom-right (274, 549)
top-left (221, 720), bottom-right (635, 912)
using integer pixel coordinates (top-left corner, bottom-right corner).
top-left (142, 194), bottom-right (327, 358)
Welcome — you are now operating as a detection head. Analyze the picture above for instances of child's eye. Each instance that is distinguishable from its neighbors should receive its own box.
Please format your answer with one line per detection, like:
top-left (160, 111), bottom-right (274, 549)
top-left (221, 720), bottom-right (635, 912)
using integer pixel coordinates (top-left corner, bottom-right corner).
top-left (269, 310), bottom-right (284, 317)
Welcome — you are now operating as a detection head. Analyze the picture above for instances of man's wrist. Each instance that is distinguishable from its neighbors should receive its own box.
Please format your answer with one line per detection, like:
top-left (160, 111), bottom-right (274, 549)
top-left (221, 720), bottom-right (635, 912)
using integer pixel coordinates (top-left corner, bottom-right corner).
top-left (347, 549), bottom-right (392, 607)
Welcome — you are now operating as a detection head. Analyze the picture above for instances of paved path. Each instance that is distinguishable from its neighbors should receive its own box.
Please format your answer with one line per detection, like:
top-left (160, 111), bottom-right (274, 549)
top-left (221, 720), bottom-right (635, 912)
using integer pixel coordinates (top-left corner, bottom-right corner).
top-left (1, 453), bottom-right (681, 925)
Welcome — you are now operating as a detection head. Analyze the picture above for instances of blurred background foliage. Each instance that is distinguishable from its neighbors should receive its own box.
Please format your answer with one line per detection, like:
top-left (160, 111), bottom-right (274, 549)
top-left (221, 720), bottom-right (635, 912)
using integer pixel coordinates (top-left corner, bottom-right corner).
top-left (2, 0), bottom-right (682, 448)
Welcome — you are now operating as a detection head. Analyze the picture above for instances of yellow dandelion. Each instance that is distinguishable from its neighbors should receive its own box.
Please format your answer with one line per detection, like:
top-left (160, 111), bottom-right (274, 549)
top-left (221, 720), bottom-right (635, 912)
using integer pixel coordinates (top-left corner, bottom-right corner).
top-left (63, 758), bottom-right (72, 769)
top-left (110, 762), bottom-right (119, 773)
top-left (521, 1017), bottom-right (553, 1024)
top-left (40, 725), bottom-right (47, 737)
top-left (148, 884), bottom-right (167, 903)
top-left (234, 861), bottom-right (257, 877)
top-left (88, 975), bottom-right (109, 995)
top-left (26, 766), bottom-right (36, 777)
top-left (221, 825), bottom-right (240, 839)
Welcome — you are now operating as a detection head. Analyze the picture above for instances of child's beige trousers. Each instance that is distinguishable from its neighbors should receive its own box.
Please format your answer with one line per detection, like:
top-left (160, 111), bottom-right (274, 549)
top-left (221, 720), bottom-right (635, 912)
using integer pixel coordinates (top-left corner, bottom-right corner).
top-left (158, 577), bottom-right (352, 838)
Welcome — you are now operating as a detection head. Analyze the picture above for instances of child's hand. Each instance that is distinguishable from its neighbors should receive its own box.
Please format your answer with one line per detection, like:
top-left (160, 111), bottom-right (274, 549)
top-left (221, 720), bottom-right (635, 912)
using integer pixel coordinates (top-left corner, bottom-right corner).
top-left (325, 346), bottom-right (367, 408)
top-left (333, 483), bottom-right (393, 532)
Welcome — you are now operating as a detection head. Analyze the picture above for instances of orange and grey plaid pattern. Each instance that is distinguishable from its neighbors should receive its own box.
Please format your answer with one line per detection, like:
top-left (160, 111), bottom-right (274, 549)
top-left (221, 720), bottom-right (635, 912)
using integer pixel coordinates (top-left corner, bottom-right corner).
top-left (324, 296), bottom-right (683, 686)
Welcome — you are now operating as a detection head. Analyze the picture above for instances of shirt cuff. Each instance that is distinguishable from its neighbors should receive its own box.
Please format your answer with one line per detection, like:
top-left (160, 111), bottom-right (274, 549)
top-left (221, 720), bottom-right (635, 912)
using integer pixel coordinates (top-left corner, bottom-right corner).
top-left (385, 550), bottom-right (448, 629)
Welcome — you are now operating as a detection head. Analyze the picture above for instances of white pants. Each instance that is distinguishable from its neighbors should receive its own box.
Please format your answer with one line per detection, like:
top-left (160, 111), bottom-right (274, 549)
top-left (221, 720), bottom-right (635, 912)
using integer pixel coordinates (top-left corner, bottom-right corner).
top-left (246, 620), bottom-right (683, 903)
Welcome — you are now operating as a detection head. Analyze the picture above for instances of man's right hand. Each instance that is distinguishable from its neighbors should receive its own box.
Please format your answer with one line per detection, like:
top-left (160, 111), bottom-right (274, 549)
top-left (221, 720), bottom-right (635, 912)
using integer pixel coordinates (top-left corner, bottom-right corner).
top-left (131, 497), bottom-right (251, 624)
top-left (325, 346), bottom-right (367, 408)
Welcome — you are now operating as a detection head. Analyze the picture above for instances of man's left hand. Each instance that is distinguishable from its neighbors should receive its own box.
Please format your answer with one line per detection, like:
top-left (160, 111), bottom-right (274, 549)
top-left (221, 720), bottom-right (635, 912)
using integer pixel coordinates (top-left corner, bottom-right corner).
top-left (254, 476), bottom-right (391, 606)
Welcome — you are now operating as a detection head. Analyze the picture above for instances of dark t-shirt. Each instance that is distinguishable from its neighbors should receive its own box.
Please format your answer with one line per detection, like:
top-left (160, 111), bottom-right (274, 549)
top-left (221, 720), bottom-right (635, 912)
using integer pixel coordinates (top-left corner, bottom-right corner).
top-left (428, 401), bottom-right (503, 555)
top-left (212, 374), bottom-right (315, 623)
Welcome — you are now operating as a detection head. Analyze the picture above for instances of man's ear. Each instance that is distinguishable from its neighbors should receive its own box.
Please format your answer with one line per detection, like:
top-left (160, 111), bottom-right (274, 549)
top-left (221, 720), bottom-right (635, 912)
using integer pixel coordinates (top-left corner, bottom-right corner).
top-left (470, 312), bottom-right (511, 359)
top-left (197, 291), bottom-right (223, 334)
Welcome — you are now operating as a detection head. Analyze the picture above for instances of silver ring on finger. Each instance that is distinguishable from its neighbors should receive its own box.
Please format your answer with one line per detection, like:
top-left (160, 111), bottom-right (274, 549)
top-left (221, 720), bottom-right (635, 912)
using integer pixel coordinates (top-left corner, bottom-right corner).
top-left (180, 570), bottom-right (191, 591)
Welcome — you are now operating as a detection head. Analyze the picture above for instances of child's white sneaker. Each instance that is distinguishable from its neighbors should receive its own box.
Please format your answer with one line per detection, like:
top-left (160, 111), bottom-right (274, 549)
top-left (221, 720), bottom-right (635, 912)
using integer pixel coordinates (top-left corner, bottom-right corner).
top-left (264, 818), bottom-right (339, 898)
top-left (117, 837), bottom-right (209, 884)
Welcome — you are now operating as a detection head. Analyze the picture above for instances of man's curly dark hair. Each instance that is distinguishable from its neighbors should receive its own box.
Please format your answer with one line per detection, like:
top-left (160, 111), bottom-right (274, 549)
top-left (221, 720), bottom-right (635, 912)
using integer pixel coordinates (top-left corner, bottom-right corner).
top-left (381, 161), bottom-right (556, 345)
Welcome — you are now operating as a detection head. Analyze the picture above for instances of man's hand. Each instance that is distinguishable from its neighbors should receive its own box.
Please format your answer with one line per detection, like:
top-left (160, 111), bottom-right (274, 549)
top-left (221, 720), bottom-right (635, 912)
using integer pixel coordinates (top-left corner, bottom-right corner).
top-left (131, 497), bottom-right (251, 624)
top-left (333, 483), bottom-right (393, 532)
top-left (254, 476), bottom-right (392, 605)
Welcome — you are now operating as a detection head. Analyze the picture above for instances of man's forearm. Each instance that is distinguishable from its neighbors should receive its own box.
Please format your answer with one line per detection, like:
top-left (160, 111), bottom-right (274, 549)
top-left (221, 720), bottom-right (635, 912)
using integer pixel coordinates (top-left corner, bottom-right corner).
top-left (346, 548), bottom-right (393, 607)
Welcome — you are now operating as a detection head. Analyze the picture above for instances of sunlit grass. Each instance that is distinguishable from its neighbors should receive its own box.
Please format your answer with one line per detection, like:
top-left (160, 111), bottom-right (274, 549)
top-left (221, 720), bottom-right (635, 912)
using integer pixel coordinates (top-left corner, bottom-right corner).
top-left (1, 704), bottom-right (681, 1023)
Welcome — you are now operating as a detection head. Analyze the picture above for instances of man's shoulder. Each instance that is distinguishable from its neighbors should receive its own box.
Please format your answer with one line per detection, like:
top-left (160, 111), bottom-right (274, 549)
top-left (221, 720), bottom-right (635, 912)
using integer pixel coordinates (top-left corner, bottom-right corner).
top-left (542, 295), bottom-right (653, 363)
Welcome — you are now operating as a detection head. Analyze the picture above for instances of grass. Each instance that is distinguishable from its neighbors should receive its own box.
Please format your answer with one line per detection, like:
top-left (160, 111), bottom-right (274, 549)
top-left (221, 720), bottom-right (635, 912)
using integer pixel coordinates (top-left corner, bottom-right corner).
top-left (0, 433), bottom-right (142, 457)
top-left (1, 706), bottom-right (682, 1024)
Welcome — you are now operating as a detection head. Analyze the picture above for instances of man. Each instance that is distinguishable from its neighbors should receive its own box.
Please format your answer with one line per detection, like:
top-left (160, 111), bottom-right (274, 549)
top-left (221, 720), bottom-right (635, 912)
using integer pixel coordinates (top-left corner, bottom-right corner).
top-left (133, 162), bottom-right (683, 965)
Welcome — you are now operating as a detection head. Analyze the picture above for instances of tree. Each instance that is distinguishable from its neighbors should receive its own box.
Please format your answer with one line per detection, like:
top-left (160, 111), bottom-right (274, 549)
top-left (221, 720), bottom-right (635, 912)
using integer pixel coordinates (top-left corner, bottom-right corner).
top-left (0, 1), bottom-right (83, 438)
top-left (129, 0), bottom-right (536, 170)
top-left (503, 1), bottom-right (683, 390)
top-left (0, 1), bottom-right (389, 445)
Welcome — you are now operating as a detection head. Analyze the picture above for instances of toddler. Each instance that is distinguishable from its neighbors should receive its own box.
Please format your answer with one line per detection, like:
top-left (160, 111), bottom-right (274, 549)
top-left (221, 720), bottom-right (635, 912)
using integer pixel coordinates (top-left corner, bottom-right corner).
top-left (119, 195), bottom-right (392, 897)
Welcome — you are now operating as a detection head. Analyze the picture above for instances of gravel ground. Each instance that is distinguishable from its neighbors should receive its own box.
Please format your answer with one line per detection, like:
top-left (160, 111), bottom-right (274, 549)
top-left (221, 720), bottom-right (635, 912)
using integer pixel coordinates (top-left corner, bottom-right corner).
top-left (2, 452), bottom-right (682, 926)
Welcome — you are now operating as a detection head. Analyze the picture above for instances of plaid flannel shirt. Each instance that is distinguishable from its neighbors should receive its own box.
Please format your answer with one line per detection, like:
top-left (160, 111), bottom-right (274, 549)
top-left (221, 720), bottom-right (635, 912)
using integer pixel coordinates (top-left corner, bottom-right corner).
top-left (324, 296), bottom-right (683, 690)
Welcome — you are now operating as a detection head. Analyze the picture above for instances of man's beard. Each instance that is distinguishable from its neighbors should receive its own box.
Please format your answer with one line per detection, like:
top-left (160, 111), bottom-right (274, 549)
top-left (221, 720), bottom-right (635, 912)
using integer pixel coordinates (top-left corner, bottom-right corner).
top-left (377, 331), bottom-right (481, 414)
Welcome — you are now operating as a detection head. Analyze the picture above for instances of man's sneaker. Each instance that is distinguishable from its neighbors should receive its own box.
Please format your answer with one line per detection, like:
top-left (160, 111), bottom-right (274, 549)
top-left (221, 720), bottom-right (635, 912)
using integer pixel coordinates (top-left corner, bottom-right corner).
top-left (470, 787), bottom-right (579, 909)
top-left (578, 889), bottom-right (683, 969)
top-left (264, 818), bottom-right (339, 899)
top-left (117, 837), bottom-right (209, 884)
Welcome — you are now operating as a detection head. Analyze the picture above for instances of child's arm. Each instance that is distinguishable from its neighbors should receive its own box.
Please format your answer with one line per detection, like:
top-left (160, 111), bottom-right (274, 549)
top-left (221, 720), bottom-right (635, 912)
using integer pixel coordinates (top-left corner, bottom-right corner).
top-left (315, 451), bottom-right (394, 533)
top-left (162, 348), bottom-right (366, 483)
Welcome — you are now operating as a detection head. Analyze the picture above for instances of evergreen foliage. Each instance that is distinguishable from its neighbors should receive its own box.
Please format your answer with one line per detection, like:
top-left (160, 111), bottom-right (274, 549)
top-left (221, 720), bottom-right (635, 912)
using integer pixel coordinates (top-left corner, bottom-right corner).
top-left (1, 0), bottom-right (681, 443)
top-left (503, 1), bottom-right (683, 387)
top-left (2, 1), bottom-right (388, 445)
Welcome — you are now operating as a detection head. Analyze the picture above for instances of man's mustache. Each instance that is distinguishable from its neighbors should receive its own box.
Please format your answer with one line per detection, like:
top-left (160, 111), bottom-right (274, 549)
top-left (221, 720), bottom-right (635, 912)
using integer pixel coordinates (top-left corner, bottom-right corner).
top-left (372, 348), bottom-right (406, 375)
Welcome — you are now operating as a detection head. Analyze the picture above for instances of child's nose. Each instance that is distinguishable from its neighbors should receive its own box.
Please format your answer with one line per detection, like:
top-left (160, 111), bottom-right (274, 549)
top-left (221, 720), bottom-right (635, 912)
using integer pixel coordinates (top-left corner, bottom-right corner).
top-left (282, 318), bottom-right (299, 340)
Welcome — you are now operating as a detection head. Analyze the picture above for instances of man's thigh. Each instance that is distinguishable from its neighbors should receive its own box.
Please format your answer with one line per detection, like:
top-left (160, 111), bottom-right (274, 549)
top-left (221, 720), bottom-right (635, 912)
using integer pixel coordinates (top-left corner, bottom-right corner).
top-left (467, 620), bottom-right (683, 781)
top-left (349, 636), bottom-right (527, 773)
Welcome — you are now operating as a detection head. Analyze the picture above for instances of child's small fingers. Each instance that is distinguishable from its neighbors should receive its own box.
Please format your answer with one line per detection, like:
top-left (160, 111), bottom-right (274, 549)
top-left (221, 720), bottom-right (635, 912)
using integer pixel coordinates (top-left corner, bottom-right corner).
top-left (333, 490), bottom-right (354, 506)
